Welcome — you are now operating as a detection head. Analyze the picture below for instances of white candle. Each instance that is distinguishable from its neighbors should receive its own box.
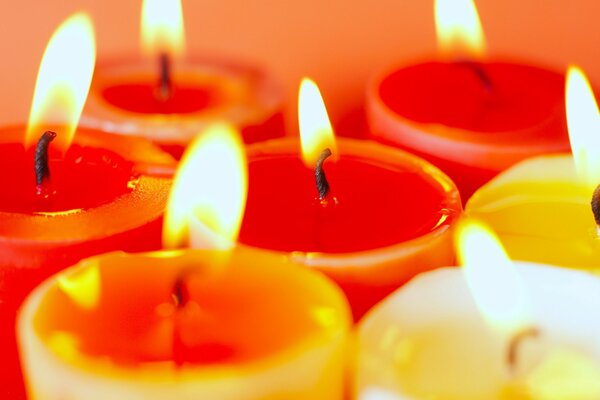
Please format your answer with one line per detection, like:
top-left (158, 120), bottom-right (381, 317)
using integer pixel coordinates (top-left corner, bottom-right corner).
top-left (354, 221), bottom-right (600, 399)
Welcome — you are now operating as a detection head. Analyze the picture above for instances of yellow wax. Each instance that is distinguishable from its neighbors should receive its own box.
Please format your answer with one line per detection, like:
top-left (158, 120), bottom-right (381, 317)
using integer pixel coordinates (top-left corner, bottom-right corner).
top-left (466, 154), bottom-right (600, 269)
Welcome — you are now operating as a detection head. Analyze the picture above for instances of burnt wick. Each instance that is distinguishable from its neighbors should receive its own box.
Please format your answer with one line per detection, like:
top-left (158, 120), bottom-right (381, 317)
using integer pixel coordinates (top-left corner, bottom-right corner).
top-left (315, 148), bottom-right (332, 200)
top-left (34, 131), bottom-right (57, 188)
top-left (172, 272), bottom-right (191, 309)
top-left (591, 185), bottom-right (600, 231)
top-left (157, 52), bottom-right (173, 101)
top-left (458, 61), bottom-right (494, 93)
top-left (506, 327), bottom-right (541, 372)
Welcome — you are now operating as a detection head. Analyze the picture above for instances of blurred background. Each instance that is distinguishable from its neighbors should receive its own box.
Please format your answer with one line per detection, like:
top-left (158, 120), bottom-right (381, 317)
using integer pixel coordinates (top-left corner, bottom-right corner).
top-left (1, 0), bottom-right (599, 134)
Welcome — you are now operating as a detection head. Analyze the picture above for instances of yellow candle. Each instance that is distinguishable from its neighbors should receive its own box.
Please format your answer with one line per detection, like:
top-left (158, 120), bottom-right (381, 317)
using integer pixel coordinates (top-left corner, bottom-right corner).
top-left (353, 221), bottom-right (600, 400)
top-left (466, 65), bottom-right (600, 269)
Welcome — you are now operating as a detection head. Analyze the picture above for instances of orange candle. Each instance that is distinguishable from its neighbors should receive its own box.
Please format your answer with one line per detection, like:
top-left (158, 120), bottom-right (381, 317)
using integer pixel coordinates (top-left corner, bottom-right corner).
top-left (18, 125), bottom-right (351, 400)
top-left (81, 0), bottom-right (284, 159)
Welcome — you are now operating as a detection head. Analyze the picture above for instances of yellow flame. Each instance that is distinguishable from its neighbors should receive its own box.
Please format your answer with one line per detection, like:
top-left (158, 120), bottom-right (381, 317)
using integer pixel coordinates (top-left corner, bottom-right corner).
top-left (141, 0), bottom-right (186, 58)
top-left (298, 78), bottom-right (338, 167)
top-left (163, 123), bottom-right (247, 250)
top-left (566, 65), bottom-right (600, 190)
top-left (456, 219), bottom-right (531, 333)
top-left (58, 262), bottom-right (101, 310)
top-left (435, 0), bottom-right (487, 59)
top-left (25, 13), bottom-right (96, 151)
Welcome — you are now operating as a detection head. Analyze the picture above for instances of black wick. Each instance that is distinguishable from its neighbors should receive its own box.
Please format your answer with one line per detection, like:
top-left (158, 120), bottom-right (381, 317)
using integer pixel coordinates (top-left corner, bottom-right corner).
top-left (35, 131), bottom-right (57, 188)
top-left (591, 185), bottom-right (600, 227)
top-left (158, 52), bottom-right (173, 101)
top-left (458, 61), bottom-right (494, 93)
top-left (315, 148), bottom-right (332, 200)
top-left (172, 271), bottom-right (191, 309)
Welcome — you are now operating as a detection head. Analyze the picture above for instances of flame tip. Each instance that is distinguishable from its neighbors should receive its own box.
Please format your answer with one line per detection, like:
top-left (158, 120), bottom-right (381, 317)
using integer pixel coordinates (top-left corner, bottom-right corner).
top-left (298, 78), bottom-right (337, 167)
top-left (164, 123), bottom-right (247, 249)
top-left (141, 0), bottom-right (186, 57)
top-left (25, 12), bottom-right (96, 150)
top-left (435, 0), bottom-right (486, 59)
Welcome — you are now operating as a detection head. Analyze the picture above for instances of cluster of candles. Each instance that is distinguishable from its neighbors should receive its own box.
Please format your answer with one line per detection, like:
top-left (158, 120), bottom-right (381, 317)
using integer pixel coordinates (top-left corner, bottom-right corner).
top-left (3, 0), bottom-right (600, 399)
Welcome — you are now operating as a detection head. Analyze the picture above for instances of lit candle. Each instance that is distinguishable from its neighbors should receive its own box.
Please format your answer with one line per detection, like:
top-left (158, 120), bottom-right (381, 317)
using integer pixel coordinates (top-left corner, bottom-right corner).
top-left (81, 0), bottom-right (284, 159)
top-left (366, 0), bottom-right (570, 200)
top-left (17, 125), bottom-right (351, 400)
top-left (0, 14), bottom-right (173, 399)
top-left (466, 66), bottom-right (600, 269)
top-left (354, 220), bottom-right (600, 399)
top-left (238, 78), bottom-right (462, 320)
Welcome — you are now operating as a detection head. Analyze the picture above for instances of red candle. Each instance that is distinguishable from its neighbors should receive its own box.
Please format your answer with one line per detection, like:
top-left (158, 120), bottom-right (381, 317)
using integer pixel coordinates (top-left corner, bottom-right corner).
top-left (0, 14), bottom-right (173, 399)
top-left (236, 79), bottom-right (463, 320)
top-left (366, 0), bottom-right (570, 201)
top-left (81, 0), bottom-right (284, 159)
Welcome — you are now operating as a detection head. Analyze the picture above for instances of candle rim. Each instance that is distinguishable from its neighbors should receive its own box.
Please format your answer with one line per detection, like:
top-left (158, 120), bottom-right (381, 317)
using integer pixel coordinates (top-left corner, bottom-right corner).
top-left (243, 137), bottom-right (462, 286)
top-left (366, 58), bottom-right (569, 172)
top-left (82, 54), bottom-right (284, 143)
top-left (0, 124), bottom-right (174, 241)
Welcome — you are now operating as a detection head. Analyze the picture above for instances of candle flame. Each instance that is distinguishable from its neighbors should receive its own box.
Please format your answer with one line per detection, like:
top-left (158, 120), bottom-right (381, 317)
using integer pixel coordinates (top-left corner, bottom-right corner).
top-left (298, 78), bottom-right (338, 167)
top-left (25, 13), bottom-right (96, 151)
top-left (57, 261), bottom-right (101, 310)
top-left (456, 219), bottom-right (531, 333)
top-left (141, 0), bottom-right (186, 58)
top-left (566, 65), bottom-right (600, 190)
top-left (434, 0), bottom-right (487, 59)
top-left (163, 123), bottom-right (247, 250)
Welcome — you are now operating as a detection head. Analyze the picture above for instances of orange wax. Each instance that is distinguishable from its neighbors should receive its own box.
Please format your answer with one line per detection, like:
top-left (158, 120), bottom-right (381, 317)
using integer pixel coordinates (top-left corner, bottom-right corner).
top-left (82, 56), bottom-right (285, 159)
top-left (18, 248), bottom-right (351, 400)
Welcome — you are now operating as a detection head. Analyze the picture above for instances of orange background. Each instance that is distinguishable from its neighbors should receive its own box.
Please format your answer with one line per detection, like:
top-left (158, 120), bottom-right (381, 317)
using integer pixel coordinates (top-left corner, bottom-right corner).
top-left (1, 0), bottom-right (599, 133)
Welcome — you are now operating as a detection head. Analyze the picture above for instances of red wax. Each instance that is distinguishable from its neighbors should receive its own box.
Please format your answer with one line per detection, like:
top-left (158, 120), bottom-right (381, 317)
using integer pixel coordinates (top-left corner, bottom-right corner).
top-left (241, 156), bottom-right (446, 253)
top-left (82, 56), bottom-right (286, 159)
top-left (0, 143), bottom-right (134, 213)
top-left (367, 61), bottom-right (570, 201)
top-left (240, 138), bottom-right (462, 319)
top-left (0, 125), bottom-right (173, 400)
top-left (102, 82), bottom-right (217, 115)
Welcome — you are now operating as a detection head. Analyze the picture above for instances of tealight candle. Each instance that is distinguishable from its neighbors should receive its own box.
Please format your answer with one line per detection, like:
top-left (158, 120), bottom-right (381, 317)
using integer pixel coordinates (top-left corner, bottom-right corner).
top-left (81, 0), bottom-right (284, 159)
top-left (0, 14), bottom-right (173, 399)
top-left (466, 66), bottom-right (600, 269)
top-left (354, 221), bottom-right (600, 400)
top-left (18, 125), bottom-right (351, 400)
top-left (366, 0), bottom-right (570, 200)
top-left (179, 79), bottom-right (463, 320)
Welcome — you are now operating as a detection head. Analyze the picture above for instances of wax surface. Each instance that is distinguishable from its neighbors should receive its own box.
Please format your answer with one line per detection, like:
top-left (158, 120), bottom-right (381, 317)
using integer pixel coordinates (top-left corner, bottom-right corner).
top-left (102, 81), bottom-right (219, 114)
top-left (379, 61), bottom-right (565, 133)
top-left (368, 61), bottom-right (570, 201)
top-left (466, 155), bottom-right (600, 269)
top-left (239, 155), bottom-right (451, 253)
top-left (355, 265), bottom-right (600, 400)
top-left (0, 143), bottom-right (135, 213)
top-left (31, 250), bottom-right (349, 366)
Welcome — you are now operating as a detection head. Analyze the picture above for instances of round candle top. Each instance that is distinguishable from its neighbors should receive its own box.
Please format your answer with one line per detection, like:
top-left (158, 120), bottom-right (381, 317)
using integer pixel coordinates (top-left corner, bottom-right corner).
top-left (82, 56), bottom-right (284, 145)
top-left (21, 248), bottom-right (351, 369)
top-left (465, 154), bottom-right (600, 269)
top-left (355, 263), bottom-right (600, 400)
top-left (0, 125), bottom-right (173, 242)
top-left (368, 61), bottom-right (569, 169)
top-left (239, 138), bottom-right (461, 254)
